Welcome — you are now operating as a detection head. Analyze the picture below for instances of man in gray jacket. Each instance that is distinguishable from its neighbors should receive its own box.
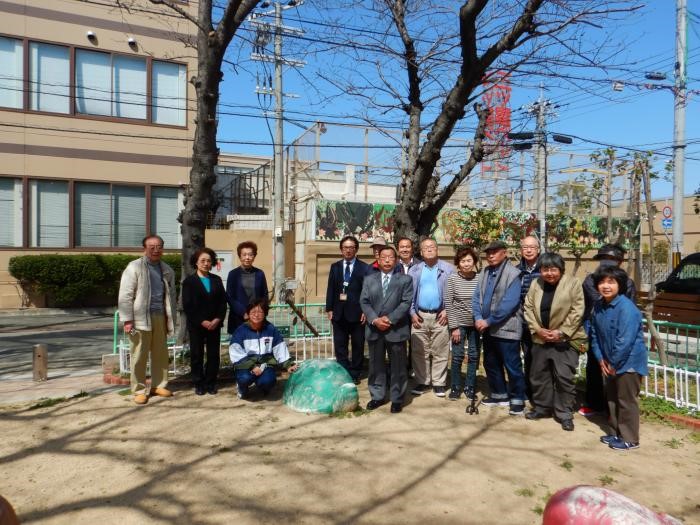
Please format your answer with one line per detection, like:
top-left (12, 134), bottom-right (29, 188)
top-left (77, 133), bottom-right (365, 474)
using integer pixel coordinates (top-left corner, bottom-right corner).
top-left (361, 246), bottom-right (413, 413)
top-left (118, 234), bottom-right (177, 405)
top-left (472, 240), bottom-right (525, 415)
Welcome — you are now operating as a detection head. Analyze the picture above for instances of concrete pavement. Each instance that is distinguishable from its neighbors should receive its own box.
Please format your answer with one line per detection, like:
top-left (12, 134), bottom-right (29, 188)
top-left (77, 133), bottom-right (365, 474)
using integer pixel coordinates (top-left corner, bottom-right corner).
top-left (0, 308), bottom-right (118, 406)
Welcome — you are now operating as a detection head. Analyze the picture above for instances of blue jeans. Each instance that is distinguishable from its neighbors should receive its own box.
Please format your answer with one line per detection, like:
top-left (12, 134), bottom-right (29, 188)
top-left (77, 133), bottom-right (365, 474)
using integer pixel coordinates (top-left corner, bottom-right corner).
top-left (236, 367), bottom-right (277, 396)
top-left (482, 333), bottom-right (526, 407)
top-left (450, 326), bottom-right (480, 395)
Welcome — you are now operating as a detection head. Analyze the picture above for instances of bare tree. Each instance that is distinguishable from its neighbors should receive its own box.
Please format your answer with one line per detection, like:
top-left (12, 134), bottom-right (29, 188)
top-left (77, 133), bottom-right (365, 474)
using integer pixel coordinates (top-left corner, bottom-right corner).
top-left (311, 1), bottom-right (640, 243)
top-left (137, 0), bottom-right (260, 275)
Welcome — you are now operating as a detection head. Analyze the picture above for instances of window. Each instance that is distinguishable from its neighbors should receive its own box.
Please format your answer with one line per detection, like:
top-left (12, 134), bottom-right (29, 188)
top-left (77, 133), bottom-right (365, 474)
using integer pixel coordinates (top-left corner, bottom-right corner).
top-left (0, 37), bottom-right (23, 109)
top-left (111, 185), bottom-right (145, 247)
top-left (0, 178), bottom-right (23, 247)
top-left (112, 55), bottom-right (147, 120)
top-left (75, 50), bottom-right (111, 116)
top-left (75, 183), bottom-right (111, 247)
top-left (29, 42), bottom-right (70, 114)
top-left (152, 61), bottom-right (186, 126)
top-left (29, 180), bottom-right (69, 247)
top-left (151, 186), bottom-right (181, 248)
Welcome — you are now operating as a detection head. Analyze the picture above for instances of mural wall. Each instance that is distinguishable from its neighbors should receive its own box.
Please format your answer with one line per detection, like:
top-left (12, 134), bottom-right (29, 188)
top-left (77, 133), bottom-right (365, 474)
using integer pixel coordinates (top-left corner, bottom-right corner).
top-left (313, 200), bottom-right (640, 250)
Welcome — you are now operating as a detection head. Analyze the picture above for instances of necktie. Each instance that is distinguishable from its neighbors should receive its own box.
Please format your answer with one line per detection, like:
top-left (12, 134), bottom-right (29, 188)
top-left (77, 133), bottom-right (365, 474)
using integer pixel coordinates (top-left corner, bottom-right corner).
top-left (344, 261), bottom-right (351, 283)
top-left (382, 274), bottom-right (389, 296)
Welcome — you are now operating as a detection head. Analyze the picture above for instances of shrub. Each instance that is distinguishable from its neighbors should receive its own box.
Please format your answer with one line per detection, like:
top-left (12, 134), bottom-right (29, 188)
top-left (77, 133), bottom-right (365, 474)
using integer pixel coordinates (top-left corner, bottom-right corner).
top-left (9, 253), bottom-right (183, 307)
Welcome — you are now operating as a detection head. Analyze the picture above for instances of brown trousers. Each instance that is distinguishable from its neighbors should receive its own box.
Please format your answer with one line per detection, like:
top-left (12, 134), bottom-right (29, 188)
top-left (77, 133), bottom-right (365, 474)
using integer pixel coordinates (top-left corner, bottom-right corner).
top-left (129, 313), bottom-right (169, 395)
top-left (605, 372), bottom-right (641, 444)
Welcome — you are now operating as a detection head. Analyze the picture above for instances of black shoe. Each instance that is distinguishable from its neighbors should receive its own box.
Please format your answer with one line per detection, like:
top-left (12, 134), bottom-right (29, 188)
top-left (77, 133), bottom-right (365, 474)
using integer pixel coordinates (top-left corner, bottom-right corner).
top-left (353, 377), bottom-right (361, 385)
top-left (481, 397), bottom-right (509, 407)
top-left (207, 385), bottom-right (218, 395)
top-left (390, 402), bottom-right (402, 413)
top-left (366, 399), bottom-right (385, 410)
top-left (561, 419), bottom-right (575, 432)
top-left (195, 385), bottom-right (206, 396)
top-left (448, 389), bottom-right (461, 401)
top-left (525, 411), bottom-right (551, 420)
top-left (433, 386), bottom-right (447, 397)
top-left (411, 384), bottom-right (430, 395)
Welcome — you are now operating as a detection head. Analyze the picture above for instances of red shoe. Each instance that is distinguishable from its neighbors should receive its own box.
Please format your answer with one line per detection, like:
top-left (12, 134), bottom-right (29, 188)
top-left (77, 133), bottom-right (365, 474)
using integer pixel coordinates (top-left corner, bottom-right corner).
top-left (577, 406), bottom-right (602, 417)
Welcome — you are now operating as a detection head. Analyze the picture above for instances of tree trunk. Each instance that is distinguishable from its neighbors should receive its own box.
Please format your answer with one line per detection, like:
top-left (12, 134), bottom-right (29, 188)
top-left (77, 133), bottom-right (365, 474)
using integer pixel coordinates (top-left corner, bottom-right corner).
top-left (640, 160), bottom-right (667, 366)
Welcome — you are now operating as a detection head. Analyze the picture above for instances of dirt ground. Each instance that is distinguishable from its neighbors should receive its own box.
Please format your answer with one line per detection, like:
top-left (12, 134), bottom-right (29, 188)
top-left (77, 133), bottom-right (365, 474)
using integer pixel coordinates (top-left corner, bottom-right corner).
top-left (1, 377), bottom-right (698, 525)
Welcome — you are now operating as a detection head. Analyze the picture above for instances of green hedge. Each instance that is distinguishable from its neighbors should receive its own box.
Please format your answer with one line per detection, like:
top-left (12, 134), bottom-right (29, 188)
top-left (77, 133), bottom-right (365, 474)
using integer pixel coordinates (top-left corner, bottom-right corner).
top-left (9, 254), bottom-right (182, 307)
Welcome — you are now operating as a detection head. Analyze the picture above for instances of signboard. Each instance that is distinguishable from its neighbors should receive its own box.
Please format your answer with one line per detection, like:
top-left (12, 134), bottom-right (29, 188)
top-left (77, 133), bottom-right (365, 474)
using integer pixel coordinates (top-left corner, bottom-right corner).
top-left (662, 206), bottom-right (672, 219)
top-left (662, 218), bottom-right (672, 230)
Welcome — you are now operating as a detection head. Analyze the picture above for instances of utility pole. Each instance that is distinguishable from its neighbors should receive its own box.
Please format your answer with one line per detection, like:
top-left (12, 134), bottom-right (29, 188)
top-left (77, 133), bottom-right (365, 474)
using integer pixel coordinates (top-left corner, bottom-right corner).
top-left (672, 0), bottom-right (687, 266)
top-left (250, 2), bottom-right (305, 297)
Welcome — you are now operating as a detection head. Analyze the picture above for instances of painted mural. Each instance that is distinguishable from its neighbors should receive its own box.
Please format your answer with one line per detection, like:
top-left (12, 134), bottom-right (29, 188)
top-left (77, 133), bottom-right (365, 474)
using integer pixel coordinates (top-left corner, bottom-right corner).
top-left (313, 200), bottom-right (639, 250)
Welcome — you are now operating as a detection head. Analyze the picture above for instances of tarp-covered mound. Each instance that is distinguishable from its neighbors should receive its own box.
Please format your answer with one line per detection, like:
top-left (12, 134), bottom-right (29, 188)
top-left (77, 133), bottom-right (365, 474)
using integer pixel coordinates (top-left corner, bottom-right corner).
top-left (283, 359), bottom-right (359, 414)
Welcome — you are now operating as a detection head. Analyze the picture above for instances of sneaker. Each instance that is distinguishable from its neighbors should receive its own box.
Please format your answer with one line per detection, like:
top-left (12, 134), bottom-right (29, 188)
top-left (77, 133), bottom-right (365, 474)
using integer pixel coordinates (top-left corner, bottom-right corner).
top-left (433, 386), bottom-right (446, 397)
top-left (600, 434), bottom-right (617, 445)
top-left (508, 405), bottom-right (525, 416)
top-left (481, 397), bottom-right (509, 407)
top-left (411, 384), bottom-right (431, 395)
top-left (236, 390), bottom-right (246, 400)
top-left (578, 406), bottom-right (603, 417)
top-left (608, 437), bottom-right (639, 451)
top-left (448, 389), bottom-right (461, 401)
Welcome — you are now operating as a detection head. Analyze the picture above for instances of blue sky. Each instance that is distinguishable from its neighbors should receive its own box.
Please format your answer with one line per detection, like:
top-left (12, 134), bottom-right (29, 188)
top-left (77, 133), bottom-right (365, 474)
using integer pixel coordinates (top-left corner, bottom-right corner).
top-left (215, 2), bottom-right (699, 203)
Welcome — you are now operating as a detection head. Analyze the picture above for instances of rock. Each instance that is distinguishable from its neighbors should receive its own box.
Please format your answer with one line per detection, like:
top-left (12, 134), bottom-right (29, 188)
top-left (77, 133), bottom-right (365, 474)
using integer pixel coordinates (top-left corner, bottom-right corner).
top-left (283, 359), bottom-right (359, 414)
top-left (543, 485), bottom-right (683, 525)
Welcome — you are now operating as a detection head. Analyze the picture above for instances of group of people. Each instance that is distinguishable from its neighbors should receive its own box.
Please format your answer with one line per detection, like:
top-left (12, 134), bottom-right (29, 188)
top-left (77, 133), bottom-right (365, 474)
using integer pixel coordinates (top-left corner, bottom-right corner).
top-left (118, 238), bottom-right (293, 406)
top-left (325, 234), bottom-right (648, 450)
top-left (118, 232), bottom-right (648, 451)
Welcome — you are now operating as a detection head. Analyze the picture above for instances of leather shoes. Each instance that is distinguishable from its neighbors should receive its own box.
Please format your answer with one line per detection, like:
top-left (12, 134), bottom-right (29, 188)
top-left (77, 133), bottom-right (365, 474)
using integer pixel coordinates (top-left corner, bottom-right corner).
top-left (133, 394), bottom-right (148, 405)
top-left (195, 385), bottom-right (205, 396)
top-left (150, 387), bottom-right (172, 397)
top-left (366, 399), bottom-right (384, 410)
top-left (561, 419), bottom-right (575, 431)
top-left (207, 385), bottom-right (218, 395)
top-left (390, 402), bottom-right (402, 413)
top-left (525, 410), bottom-right (550, 420)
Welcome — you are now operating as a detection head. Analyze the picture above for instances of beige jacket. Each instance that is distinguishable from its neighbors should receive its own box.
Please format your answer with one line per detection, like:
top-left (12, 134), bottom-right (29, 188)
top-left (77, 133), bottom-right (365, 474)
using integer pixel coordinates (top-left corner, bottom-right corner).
top-left (118, 256), bottom-right (177, 335)
top-left (523, 273), bottom-right (586, 344)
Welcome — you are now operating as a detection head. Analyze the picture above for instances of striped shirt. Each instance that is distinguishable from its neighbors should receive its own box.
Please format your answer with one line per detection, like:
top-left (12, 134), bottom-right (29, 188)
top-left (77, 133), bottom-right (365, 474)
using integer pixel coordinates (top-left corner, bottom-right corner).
top-left (443, 271), bottom-right (479, 329)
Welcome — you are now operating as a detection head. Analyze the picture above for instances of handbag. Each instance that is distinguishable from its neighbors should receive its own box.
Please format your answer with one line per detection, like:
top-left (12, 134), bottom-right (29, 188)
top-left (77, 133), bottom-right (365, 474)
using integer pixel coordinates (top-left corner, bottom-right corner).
top-left (568, 337), bottom-right (589, 354)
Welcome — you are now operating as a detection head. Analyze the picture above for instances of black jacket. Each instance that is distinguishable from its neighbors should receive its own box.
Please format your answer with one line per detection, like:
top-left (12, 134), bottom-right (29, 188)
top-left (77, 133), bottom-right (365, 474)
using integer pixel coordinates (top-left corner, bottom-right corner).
top-left (325, 258), bottom-right (370, 322)
top-left (182, 273), bottom-right (228, 329)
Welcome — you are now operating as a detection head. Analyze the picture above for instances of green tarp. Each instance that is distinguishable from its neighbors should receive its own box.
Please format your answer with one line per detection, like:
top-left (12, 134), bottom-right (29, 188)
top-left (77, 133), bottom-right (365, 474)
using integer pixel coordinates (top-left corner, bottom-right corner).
top-left (283, 359), bottom-right (359, 414)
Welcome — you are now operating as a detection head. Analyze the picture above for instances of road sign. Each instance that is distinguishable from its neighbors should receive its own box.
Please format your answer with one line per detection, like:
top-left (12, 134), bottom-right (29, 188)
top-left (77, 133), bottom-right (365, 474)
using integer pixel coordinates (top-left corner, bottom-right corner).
top-left (662, 206), bottom-right (672, 219)
top-left (662, 218), bottom-right (672, 230)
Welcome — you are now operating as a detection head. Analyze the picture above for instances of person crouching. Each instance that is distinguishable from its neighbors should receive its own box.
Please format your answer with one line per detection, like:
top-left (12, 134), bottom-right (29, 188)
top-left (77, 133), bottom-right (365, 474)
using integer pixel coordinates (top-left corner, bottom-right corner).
top-left (229, 299), bottom-right (298, 399)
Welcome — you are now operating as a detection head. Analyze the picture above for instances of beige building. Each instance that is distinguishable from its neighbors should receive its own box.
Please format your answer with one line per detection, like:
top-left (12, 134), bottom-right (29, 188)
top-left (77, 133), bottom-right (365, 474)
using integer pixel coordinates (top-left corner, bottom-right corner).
top-left (0, 0), bottom-right (201, 308)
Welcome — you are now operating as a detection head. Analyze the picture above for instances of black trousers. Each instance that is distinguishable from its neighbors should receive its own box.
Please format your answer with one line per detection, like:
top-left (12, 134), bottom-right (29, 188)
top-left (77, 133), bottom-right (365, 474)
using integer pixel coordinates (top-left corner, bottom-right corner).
top-left (332, 318), bottom-right (365, 379)
top-left (529, 343), bottom-right (578, 421)
top-left (521, 327), bottom-right (534, 402)
top-left (189, 325), bottom-right (222, 386)
top-left (585, 347), bottom-right (607, 411)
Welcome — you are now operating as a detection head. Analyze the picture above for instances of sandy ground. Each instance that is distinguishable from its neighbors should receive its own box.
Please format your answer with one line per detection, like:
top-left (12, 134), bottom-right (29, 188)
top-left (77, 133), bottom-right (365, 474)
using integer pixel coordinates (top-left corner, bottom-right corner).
top-left (0, 378), bottom-right (698, 525)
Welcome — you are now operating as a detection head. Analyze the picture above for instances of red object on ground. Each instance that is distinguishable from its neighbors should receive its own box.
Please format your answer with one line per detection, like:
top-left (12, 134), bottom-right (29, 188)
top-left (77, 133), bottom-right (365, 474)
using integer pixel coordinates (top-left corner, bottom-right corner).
top-left (543, 485), bottom-right (682, 525)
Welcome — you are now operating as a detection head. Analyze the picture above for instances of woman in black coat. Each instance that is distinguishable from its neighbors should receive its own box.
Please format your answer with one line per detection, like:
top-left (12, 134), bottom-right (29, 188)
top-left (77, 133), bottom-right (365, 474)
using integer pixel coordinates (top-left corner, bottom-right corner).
top-left (183, 247), bottom-right (228, 395)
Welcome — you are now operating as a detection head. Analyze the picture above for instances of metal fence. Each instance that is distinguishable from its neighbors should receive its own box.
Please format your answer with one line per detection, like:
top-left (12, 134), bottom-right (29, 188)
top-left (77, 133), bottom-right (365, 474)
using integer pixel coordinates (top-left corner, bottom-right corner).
top-left (645, 320), bottom-right (700, 371)
top-left (114, 303), bottom-right (334, 375)
top-left (642, 363), bottom-right (699, 412)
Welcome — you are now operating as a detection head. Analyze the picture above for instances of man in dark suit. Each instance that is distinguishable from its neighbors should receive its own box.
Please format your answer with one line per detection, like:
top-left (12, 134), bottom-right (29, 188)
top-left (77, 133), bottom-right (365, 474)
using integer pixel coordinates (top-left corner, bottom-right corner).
top-left (325, 235), bottom-right (369, 382)
top-left (360, 246), bottom-right (413, 413)
top-left (226, 241), bottom-right (269, 335)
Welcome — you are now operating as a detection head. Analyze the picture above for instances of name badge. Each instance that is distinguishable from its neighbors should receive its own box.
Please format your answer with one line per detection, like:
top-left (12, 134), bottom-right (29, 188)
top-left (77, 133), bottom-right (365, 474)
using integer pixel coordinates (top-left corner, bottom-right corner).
top-left (342, 281), bottom-right (349, 288)
top-left (339, 293), bottom-right (348, 301)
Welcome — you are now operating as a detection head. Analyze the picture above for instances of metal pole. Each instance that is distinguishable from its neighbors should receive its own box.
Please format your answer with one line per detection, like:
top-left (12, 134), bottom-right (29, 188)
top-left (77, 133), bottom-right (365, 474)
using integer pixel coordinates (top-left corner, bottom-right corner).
top-left (535, 99), bottom-right (547, 245)
top-left (273, 2), bottom-right (285, 293)
top-left (606, 159), bottom-right (613, 241)
top-left (672, 0), bottom-right (686, 266)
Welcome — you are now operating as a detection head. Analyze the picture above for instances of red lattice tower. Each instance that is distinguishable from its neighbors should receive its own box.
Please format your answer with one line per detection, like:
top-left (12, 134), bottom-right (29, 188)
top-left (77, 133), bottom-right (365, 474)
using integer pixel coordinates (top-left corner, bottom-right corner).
top-left (480, 71), bottom-right (511, 193)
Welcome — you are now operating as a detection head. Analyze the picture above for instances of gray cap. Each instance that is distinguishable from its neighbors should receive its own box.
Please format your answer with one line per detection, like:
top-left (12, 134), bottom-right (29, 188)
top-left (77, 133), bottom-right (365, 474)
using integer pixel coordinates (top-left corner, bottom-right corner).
top-left (370, 236), bottom-right (388, 248)
top-left (483, 240), bottom-right (507, 252)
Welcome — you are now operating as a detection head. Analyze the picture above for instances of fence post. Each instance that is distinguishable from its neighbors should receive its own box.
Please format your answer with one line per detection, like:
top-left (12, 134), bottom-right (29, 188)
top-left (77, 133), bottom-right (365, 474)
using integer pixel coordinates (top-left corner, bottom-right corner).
top-left (33, 344), bottom-right (48, 381)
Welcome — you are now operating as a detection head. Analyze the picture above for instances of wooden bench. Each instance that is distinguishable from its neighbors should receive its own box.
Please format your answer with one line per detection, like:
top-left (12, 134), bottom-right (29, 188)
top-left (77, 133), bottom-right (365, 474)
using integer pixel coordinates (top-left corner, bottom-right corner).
top-left (652, 292), bottom-right (700, 325)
